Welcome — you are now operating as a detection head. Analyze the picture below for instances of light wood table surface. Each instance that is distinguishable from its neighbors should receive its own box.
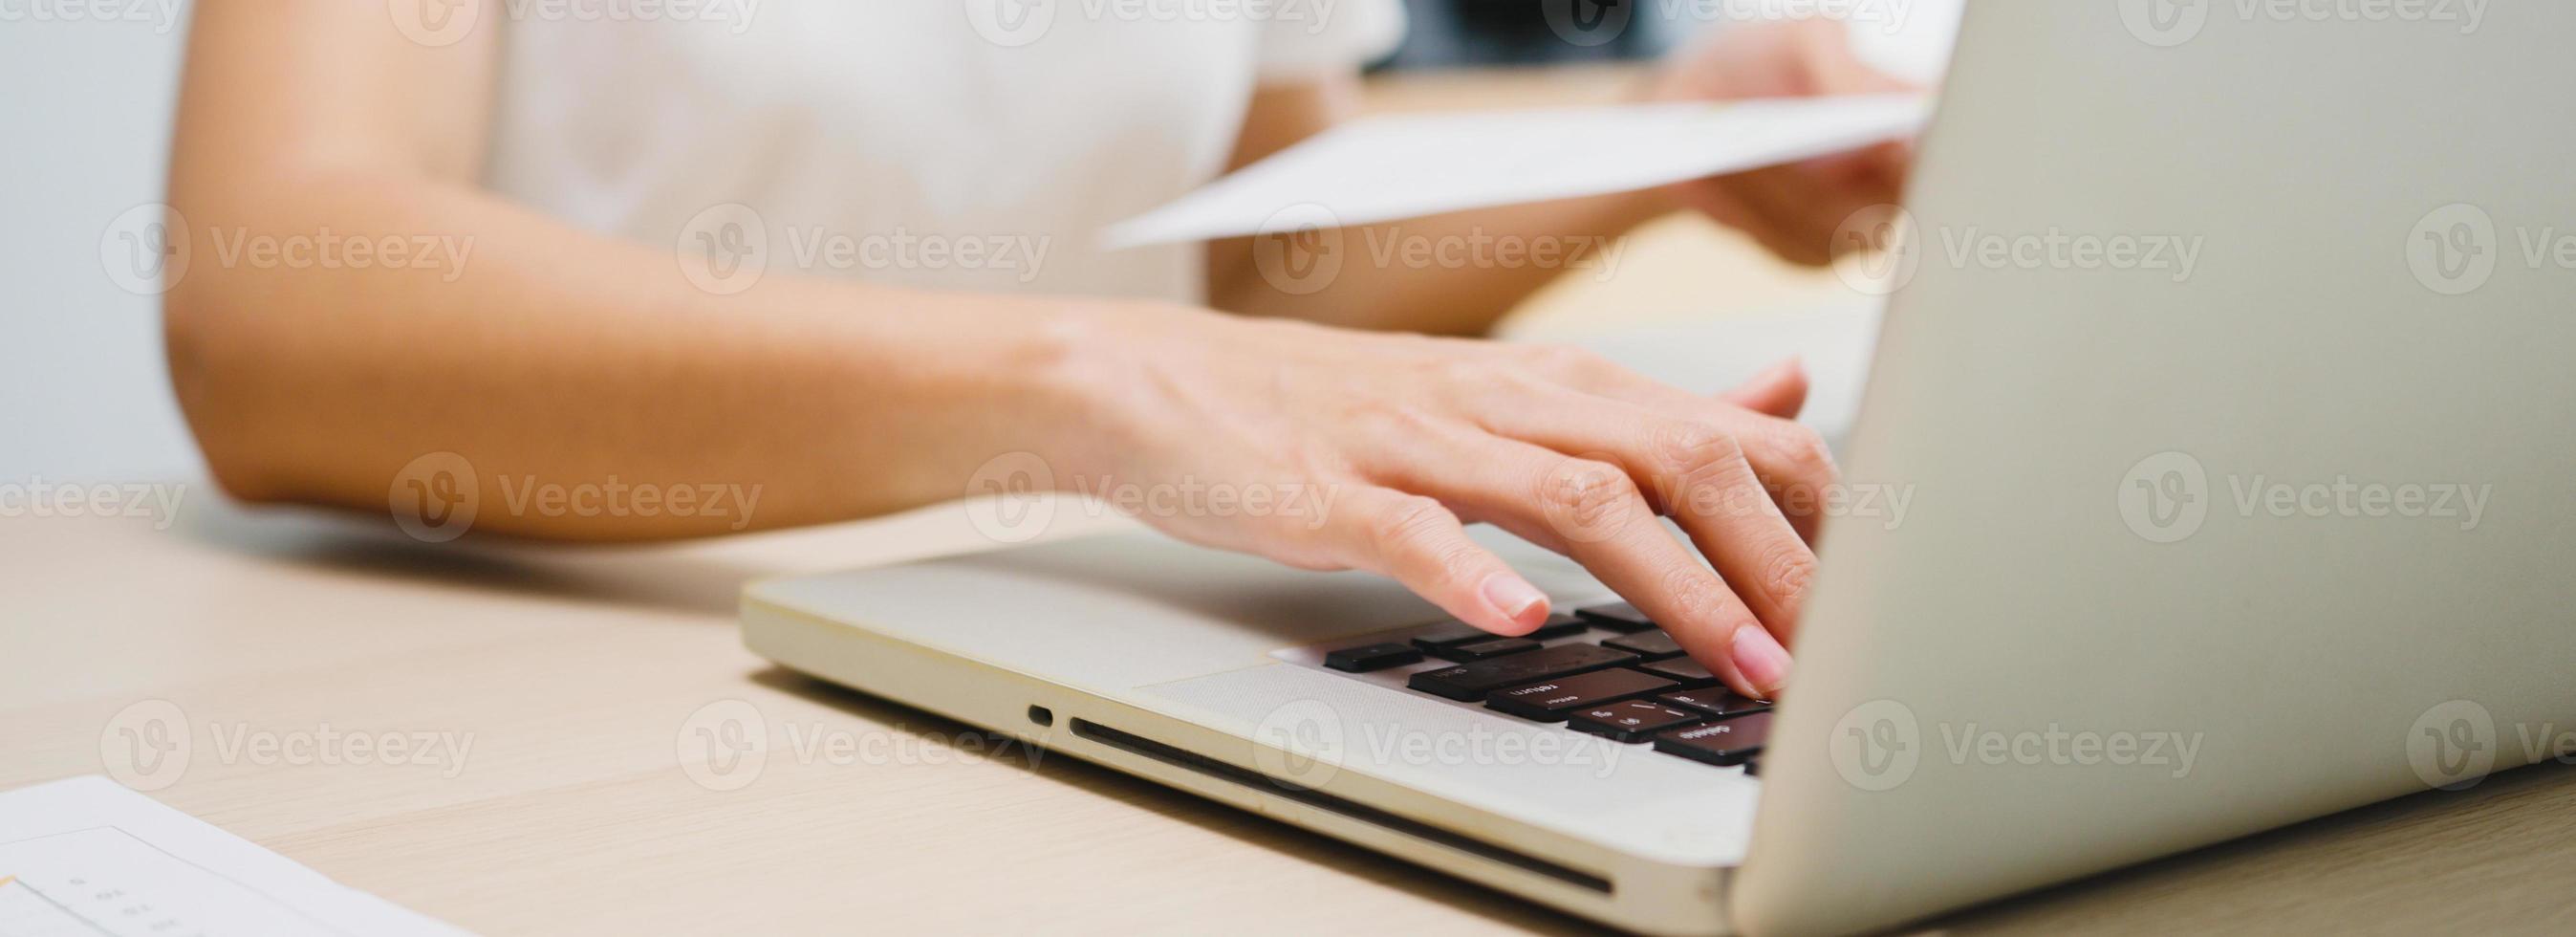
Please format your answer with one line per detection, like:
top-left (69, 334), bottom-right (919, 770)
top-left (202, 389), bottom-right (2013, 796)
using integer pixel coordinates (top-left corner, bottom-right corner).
top-left (9, 65), bottom-right (2574, 937)
top-left (10, 497), bottom-right (2576, 936)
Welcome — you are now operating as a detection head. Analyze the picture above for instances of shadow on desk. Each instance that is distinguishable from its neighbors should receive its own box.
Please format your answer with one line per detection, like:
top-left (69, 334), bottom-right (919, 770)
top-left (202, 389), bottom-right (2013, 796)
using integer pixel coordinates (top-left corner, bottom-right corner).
top-left (748, 665), bottom-right (1616, 937)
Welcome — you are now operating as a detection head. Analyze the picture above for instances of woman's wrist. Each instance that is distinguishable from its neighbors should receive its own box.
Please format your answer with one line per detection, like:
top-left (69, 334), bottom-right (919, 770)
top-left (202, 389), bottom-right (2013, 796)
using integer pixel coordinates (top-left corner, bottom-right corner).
top-left (998, 297), bottom-right (1207, 491)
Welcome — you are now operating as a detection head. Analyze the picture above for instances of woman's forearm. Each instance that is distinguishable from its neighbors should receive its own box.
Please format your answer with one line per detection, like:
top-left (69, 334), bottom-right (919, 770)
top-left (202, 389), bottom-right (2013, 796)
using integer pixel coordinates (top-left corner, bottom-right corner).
top-left (166, 169), bottom-right (1112, 539)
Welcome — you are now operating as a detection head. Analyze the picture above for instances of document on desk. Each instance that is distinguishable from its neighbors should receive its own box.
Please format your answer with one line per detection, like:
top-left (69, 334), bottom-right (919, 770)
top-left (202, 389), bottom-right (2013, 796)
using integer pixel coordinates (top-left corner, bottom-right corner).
top-left (1101, 94), bottom-right (1930, 249)
top-left (0, 776), bottom-right (472, 937)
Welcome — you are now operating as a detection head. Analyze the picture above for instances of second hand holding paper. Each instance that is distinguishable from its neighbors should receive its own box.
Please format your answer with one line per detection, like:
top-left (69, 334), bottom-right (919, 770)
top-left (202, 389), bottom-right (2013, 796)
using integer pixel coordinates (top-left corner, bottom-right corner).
top-left (1101, 94), bottom-right (1929, 249)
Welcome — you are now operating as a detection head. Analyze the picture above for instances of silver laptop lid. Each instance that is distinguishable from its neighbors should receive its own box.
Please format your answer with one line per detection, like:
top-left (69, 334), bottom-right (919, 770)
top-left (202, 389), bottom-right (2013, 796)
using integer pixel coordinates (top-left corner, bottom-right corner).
top-left (1738, 4), bottom-right (2576, 933)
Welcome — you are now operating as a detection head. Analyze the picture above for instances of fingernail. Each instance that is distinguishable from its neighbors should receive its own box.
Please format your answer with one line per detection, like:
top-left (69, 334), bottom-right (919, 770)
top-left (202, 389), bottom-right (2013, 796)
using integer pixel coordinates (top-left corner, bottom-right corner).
top-left (1478, 573), bottom-right (1549, 633)
top-left (1730, 626), bottom-right (1793, 698)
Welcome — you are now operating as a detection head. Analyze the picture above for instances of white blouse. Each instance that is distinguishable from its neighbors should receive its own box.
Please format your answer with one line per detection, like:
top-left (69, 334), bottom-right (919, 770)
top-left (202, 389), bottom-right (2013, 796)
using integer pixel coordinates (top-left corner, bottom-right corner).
top-left (480, 0), bottom-right (1407, 303)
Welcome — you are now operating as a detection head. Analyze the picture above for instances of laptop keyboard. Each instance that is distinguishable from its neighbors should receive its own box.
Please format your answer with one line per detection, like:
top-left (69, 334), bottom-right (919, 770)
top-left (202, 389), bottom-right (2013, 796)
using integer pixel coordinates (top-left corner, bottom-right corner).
top-left (1319, 602), bottom-right (1772, 771)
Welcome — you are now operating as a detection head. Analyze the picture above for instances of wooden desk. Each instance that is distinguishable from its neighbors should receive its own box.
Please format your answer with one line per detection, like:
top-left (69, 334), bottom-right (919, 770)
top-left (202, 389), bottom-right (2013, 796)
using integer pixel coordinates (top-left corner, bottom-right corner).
top-left (8, 499), bottom-right (2575, 936)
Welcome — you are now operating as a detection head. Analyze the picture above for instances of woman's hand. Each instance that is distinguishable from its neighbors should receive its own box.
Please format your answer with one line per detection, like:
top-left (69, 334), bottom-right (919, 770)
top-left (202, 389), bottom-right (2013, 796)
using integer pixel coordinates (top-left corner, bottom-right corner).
top-left (1045, 306), bottom-right (1837, 699)
top-left (1643, 18), bottom-right (1919, 265)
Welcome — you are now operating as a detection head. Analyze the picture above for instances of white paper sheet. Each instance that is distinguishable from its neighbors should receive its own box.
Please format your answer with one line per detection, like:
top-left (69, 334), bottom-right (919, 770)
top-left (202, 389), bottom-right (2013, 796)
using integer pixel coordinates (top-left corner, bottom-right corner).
top-left (0, 776), bottom-right (472, 937)
top-left (1102, 94), bottom-right (1929, 249)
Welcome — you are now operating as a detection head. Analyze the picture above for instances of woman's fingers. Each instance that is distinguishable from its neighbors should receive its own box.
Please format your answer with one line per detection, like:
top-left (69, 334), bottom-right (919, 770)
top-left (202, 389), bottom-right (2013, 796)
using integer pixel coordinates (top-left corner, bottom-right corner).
top-left (1325, 487), bottom-right (1552, 638)
top-left (1718, 358), bottom-right (1809, 419)
top-left (1521, 350), bottom-right (1839, 542)
top-left (1476, 391), bottom-right (1818, 648)
top-left (1360, 433), bottom-right (1791, 699)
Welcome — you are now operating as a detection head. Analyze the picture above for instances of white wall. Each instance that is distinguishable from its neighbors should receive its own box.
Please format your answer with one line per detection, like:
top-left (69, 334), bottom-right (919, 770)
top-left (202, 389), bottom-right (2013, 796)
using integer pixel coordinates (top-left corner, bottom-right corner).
top-left (0, 4), bottom-right (200, 483)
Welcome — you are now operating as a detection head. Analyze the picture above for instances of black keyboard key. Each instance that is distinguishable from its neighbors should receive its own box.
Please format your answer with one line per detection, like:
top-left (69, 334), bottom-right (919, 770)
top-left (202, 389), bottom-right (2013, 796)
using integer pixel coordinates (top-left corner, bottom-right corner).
top-left (1654, 712), bottom-right (1773, 766)
top-left (1657, 689), bottom-right (1770, 718)
top-left (1573, 601), bottom-right (1658, 633)
top-left (1433, 637), bottom-right (1541, 662)
top-left (1637, 657), bottom-right (1719, 687)
top-left (1526, 613), bottom-right (1590, 642)
top-left (1602, 631), bottom-right (1684, 661)
top-left (1568, 700), bottom-right (1708, 743)
top-left (1324, 643), bottom-right (1423, 673)
top-left (1409, 623), bottom-right (1494, 653)
top-left (1408, 644), bottom-right (1640, 702)
top-left (1484, 668), bottom-right (1676, 721)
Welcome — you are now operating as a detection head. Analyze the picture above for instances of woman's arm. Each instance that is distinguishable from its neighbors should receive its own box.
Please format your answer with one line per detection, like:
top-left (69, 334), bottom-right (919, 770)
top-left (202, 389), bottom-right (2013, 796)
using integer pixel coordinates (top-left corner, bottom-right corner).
top-left (167, 0), bottom-right (1112, 538)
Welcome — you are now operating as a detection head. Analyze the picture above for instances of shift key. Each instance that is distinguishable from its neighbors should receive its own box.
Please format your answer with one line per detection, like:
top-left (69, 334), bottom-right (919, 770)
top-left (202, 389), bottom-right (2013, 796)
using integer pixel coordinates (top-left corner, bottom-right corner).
top-left (1407, 644), bottom-right (1639, 702)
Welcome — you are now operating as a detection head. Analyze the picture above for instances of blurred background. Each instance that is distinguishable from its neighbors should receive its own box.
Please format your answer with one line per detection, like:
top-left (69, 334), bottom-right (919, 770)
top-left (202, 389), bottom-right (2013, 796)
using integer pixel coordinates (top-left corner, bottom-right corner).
top-left (0, 0), bottom-right (1958, 485)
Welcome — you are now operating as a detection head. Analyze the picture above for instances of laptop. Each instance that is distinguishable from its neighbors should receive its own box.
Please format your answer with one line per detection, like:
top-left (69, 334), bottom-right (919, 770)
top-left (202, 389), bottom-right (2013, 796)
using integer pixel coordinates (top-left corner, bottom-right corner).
top-left (744, 6), bottom-right (2576, 934)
